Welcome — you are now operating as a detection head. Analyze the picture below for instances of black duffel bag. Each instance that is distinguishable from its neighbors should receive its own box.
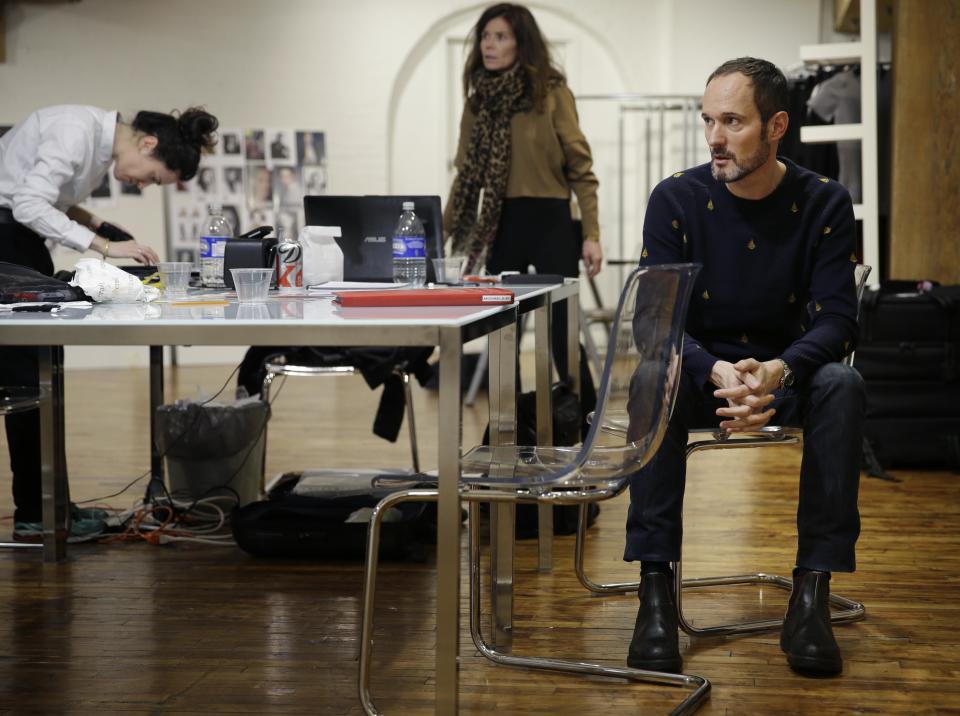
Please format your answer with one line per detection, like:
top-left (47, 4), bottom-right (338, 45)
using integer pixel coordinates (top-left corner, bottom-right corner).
top-left (482, 382), bottom-right (600, 537)
top-left (856, 281), bottom-right (960, 470)
top-left (233, 470), bottom-right (437, 561)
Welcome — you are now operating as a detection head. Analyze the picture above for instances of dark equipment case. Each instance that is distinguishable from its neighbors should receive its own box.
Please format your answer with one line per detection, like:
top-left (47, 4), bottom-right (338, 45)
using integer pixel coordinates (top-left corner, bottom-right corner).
top-left (855, 282), bottom-right (960, 470)
top-left (232, 470), bottom-right (434, 561)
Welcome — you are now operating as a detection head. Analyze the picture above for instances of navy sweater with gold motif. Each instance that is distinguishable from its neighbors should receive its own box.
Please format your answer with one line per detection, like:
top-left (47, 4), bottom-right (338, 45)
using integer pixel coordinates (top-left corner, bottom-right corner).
top-left (640, 157), bottom-right (859, 388)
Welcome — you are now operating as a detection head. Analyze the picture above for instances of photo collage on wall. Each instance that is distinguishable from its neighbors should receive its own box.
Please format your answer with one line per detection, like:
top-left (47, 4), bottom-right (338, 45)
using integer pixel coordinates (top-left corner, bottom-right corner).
top-left (165, 128), bottom-right (327, 264)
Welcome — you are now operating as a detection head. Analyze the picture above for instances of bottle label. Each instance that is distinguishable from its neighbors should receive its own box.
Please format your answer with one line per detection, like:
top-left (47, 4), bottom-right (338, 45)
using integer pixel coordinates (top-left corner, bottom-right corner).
top-left (199, 235), bottom-right (227, 259)
top-left (392, 235), bottom-right (426, 259)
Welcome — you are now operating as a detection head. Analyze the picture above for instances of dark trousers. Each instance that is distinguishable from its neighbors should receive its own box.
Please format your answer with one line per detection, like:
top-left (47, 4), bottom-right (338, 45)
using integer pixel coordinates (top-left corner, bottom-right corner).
top-left (486, 197), bottom-right (597, 416)
top-left (0, 220), bottom-right (57, 522)
top-left (624, 362), bottom-right (865, 573)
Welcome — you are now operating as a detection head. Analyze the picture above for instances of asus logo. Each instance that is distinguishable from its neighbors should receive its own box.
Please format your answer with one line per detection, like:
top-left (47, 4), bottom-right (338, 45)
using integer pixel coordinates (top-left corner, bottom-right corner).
top-left (364, 235), bottom-right (387, 243)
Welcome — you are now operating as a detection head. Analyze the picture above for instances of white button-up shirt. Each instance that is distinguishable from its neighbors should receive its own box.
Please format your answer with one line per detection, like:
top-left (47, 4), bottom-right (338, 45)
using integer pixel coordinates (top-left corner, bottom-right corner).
top-left (0, 105), bottom-right (117, 251)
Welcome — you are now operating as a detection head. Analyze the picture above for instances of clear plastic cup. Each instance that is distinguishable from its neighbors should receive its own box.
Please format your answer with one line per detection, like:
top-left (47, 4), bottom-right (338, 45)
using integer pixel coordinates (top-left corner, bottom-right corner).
top-left (230, 268), bottom-right (273, 302)
top-left (157, 261), bottom-right (192, 296)
top-left (432, 256), bottom-right (466, 284)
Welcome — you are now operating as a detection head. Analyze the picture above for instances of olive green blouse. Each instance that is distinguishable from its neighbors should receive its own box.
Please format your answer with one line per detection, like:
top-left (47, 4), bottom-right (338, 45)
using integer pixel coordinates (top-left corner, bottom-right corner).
top-left (444, 84), bottom-right (600, 242)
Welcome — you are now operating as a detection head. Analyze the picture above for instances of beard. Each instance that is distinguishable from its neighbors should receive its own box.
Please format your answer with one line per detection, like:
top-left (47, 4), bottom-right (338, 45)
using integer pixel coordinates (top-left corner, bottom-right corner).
top-left (710, 138), bottom-right (771, 183)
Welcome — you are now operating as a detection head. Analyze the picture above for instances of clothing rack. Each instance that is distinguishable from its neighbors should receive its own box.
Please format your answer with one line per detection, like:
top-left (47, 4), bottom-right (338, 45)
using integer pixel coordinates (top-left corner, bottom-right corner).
top-left (798, 0), bottom-right (880, 285)
top-left (576, 93), bottom-right (704, 293)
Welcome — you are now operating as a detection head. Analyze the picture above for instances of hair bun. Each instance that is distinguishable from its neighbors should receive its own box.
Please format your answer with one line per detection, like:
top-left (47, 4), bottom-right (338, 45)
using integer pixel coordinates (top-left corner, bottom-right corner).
top-left (177, 108), bottom-right (219, 151)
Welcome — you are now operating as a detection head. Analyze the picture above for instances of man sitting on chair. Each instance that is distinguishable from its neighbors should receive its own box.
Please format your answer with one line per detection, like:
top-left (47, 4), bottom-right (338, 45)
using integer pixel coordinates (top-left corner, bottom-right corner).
top-left (626, 57), bottom-right (865, 676)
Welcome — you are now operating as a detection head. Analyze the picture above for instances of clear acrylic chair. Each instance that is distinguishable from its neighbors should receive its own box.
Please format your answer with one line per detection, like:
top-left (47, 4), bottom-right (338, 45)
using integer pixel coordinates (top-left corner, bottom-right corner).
top-left (359, 264), bottom-right (710, 715)
top-left (573, 264), bottom-right (872, 638)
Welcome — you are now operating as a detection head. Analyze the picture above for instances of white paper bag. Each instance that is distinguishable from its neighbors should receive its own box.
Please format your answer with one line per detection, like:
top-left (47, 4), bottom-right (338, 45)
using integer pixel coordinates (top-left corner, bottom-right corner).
top-left (299, 226), bottom-right (344, 286)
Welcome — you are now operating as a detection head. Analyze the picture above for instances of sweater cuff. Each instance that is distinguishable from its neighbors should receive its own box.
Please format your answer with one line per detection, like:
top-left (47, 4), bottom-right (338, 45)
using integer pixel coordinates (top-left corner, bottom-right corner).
top-left (779, 348), bottom-right (812, 385)
top-left (683, 346), bottom-right (721, 389)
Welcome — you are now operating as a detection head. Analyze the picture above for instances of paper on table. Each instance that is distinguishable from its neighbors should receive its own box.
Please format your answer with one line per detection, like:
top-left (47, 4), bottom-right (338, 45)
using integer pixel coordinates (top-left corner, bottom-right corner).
top-left (307, 281), bottom-right (404, 296)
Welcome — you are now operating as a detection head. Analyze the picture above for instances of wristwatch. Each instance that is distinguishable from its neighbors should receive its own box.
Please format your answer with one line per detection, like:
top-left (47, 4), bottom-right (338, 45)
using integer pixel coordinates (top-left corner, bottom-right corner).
top-left (777, 358), bottom-right (794, 390)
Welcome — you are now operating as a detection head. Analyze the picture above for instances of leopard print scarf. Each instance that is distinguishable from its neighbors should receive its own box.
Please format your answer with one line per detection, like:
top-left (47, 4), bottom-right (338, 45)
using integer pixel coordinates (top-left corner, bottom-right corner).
top-left (448, 66), bottom-right (532, 273)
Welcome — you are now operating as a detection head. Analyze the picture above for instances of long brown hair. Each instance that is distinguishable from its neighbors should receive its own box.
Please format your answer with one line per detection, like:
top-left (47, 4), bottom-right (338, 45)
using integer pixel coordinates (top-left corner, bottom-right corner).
top-left (463, 3), bottom-right (565, 112)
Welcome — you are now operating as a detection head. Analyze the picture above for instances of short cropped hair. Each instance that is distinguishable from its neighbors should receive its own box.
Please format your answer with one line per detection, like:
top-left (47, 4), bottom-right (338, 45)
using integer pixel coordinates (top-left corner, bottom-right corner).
top-left (707, 57), bottom-right (788, 125)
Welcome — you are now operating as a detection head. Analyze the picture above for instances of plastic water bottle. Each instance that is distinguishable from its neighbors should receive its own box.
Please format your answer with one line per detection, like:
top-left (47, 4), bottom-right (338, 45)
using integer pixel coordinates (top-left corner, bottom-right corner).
top-left (199, 203), bottom-right (231, 288)
top-left (274, 226), bottom-right (303, 294)
top-left (392, 201), bottom-right (426, 287)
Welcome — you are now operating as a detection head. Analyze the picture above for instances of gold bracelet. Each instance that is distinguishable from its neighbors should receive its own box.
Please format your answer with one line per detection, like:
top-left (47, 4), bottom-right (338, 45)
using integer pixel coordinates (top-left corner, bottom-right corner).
top-left (103, 240), bottom-right (109, 259)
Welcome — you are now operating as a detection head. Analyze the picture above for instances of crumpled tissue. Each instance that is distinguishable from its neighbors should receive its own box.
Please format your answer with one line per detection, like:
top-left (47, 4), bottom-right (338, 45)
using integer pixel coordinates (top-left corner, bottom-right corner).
top-left (69, 258), bottom-right (160, 303)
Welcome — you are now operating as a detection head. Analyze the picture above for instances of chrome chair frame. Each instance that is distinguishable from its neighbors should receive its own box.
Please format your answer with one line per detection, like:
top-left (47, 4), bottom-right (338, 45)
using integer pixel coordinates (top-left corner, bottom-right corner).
top-left (358, 265), bottom-right (711, 714)
top-left (260, 357), bottom-right (420, 490)
top-left (572, 264), bottom-right (873, 638)
top-left (360, 489), bottom-right (711, 716)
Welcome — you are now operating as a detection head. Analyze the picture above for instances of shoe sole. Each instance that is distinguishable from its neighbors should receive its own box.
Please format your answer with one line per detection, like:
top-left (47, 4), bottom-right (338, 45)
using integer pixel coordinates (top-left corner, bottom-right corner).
top-left (786, 653), bottom-right (842, 675)
top-left (626, 655), bottom-right (683, 673)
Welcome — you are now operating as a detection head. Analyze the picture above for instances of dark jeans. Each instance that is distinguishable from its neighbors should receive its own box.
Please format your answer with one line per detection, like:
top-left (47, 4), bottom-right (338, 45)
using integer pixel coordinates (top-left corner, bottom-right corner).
top-left (0, 220), bottom-right (57, 522)
top-left (486, 197), bottom-right (597, 417)
top-left (624, 362), bottom-right (865, 573)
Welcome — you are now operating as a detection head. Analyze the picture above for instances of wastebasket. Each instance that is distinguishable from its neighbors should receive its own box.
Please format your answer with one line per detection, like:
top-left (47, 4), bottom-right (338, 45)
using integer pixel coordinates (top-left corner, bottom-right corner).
top-left (154, 397), bottom-right (269, 507)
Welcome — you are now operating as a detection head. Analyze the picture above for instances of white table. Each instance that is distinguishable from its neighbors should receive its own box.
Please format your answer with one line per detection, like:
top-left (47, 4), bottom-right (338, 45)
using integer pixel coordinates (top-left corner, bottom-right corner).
top-left (0, 290), bottom-right (519, 714)
top-left (0, 281), bottom-right (581, 715)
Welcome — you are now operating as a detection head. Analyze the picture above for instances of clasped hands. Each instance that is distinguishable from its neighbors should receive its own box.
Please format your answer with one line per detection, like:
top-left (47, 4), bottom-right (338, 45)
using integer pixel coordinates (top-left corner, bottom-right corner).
top-left (710, 358), bottom-right (785, 432)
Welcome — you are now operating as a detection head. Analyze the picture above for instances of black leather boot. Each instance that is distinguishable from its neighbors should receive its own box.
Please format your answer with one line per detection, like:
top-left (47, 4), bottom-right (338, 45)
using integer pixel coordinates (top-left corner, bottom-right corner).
top-left (627, 571), bottom-right (682, 672)
top-left (780, 568), bottom-right (843, 675)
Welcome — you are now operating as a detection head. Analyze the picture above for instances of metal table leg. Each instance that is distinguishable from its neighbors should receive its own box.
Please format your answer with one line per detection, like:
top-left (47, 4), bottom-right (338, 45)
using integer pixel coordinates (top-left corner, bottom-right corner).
top-left (567, 297), bottom-right (581, 399)
top-left (40, 346), bottom-right (67, 563)
top-left (534, 303), bottom-right (553, 572)
top-left (435, 327), bottom-right (464, 715)
top-left (145, 346), bottom-right (165, 501)
top-left (487, 321), bottom-right (518, 649)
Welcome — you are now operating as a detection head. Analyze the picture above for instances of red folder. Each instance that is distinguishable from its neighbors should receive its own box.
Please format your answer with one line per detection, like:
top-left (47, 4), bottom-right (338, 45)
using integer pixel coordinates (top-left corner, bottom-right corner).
top-left (333, 287), bottom-right (515, 307)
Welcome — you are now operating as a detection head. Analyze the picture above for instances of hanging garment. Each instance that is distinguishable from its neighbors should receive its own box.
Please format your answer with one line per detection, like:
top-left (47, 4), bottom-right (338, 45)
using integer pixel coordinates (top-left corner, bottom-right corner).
top-left (808, 69), bottom-right (862, 203)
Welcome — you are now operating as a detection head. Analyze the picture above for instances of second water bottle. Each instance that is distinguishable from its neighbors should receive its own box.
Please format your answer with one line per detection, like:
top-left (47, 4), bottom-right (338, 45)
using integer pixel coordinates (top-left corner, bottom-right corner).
top-left (392, 201), bottom-right (426, 287)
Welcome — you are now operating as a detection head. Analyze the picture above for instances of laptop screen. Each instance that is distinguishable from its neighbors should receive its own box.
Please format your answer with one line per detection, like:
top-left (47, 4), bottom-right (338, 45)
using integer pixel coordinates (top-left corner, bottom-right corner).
top-left (303, 195), bottom-right (444, 282)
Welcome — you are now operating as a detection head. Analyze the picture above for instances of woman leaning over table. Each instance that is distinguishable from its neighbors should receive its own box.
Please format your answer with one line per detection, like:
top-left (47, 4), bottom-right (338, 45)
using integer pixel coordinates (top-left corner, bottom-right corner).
top-left (0, 105), bottom-right (217, 542)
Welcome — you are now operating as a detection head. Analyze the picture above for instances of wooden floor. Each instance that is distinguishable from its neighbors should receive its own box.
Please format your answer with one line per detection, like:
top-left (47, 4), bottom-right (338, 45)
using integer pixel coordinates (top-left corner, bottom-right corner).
top-left (1, 362), bottom-right (959, 714)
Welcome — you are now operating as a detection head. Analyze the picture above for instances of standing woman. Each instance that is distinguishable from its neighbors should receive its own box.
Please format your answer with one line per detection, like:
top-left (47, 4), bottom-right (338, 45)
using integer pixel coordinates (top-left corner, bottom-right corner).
top-left (444, 2), bottom-right (601, 418)
top-left (0, 105), bottom-right (218, 541)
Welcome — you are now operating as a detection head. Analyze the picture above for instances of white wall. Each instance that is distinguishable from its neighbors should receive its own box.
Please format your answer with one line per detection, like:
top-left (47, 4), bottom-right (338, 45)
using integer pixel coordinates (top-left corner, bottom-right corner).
top-left (662, 0), bottom-right (822, 93)
top-left (0, 0), bottom-right (825, 368)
